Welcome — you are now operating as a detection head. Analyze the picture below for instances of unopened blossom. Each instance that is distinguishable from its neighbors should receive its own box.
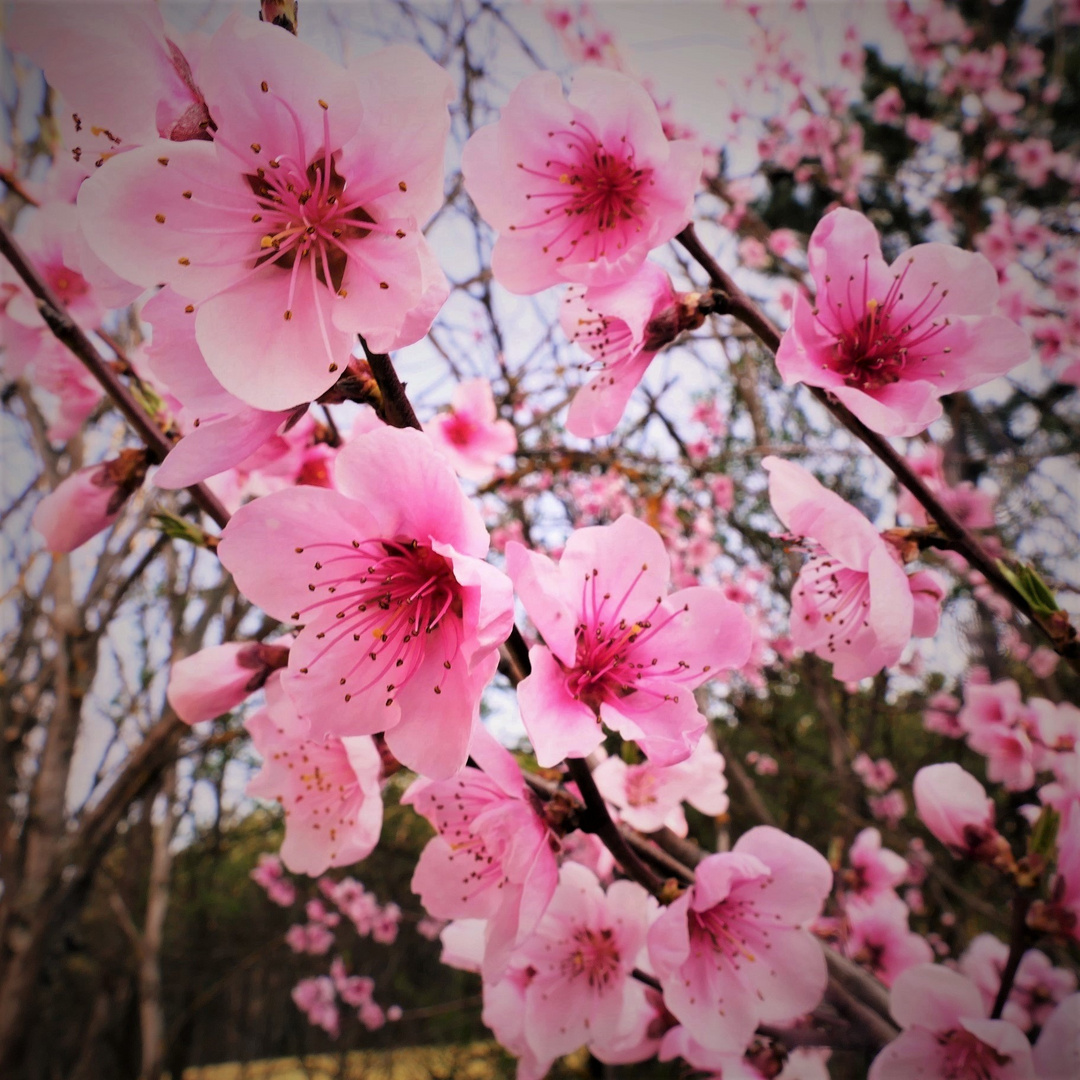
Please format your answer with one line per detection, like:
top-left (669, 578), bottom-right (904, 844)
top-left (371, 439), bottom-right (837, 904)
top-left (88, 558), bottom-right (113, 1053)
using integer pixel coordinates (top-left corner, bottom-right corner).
top-left (764, 457), bottom-right (941, 681)
top-left (167, 640), bottom-right (288, 724)
top-left (559, 261), bottom-right (685, 437)
top-left (32, 449), bottom-right (148, 553)
top-left (403, 727), bottom-right (558, 978)
top-left (218, 427), bottom-right (514, 779)
top-left (647, 826), bottom-right (833, 1053)
top-left (513, 862), bottom-right (653, 1061)
top-left (844, 891), bottom-right (934, 986)
top-left (846, 827), bottom-right (909, 898)
top-left (245, 675), bottom-right (383, 877)
top-left (592, 734), bottom-right (729, 836)
top-left (913, 764), bottom-right (1000, 859)
top-left (960, 934), bottom-right (1077, 1032)
top-left (461, 67), bottom-right (701, 294)
top-left (776, 208), bottom-right (1030, 436)
top-left (507, 514), bottom-right (751, 767)
top-left (868, 964), bottom-right (1035, 1080)
top-left (79, 17), bottom-right (452, 411)
top-left (424, 378), bottom-right (517, 482)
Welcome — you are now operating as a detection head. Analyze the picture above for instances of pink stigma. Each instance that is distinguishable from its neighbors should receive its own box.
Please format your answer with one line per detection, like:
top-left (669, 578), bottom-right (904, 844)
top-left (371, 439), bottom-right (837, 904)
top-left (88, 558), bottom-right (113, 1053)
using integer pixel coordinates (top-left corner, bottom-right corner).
top-left (563, 926), bottom-right (622, 989)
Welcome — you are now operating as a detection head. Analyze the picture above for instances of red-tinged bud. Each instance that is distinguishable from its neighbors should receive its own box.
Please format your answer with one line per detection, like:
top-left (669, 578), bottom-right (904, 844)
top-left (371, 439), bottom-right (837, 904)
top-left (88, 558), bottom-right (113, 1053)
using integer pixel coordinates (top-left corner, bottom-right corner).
top-left (31, 448), bottom-right (148, 553)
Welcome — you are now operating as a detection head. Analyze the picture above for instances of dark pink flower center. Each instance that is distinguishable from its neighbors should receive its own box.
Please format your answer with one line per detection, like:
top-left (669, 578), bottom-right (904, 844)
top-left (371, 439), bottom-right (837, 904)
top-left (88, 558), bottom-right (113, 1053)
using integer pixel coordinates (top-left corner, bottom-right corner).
top-left (563, 288), bottom-right (639, 387)
top-left (563, 566), bottom-right (703, 708)
top-left (937, 1028), bottom-right (1010, 1079)
top-left (46, 264), bottom-right (89, 307)
top-left (562, 926), bottom-right (621, 989)
top-left (812, 256), bottom-right (952, 392)
top-left (443, 412), bottom-right (479, 448)
top-left (511, 120), bottom-right (655, 264)
top-left (291, 537), bottom-right (462, 707)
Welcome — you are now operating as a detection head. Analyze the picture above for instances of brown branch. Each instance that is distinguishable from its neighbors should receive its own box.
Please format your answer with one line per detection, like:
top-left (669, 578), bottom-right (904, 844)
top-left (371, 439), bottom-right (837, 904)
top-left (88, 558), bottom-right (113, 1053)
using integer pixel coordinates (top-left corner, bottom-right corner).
top-left (990, 888), bottom-right (1035, 1019)
top-left (0, 219), bottom-right (230, 530)
top-left (675, 223), bottom-right (1079, 671)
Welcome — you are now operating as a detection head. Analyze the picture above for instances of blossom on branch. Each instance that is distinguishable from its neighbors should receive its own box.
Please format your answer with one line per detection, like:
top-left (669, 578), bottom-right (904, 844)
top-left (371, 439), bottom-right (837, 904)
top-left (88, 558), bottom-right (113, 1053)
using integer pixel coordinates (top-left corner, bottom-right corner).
top-left (776, 208), bottom-right (1030, 436)
top-left (78, 16), bottom-right (453, 411)
top-left (424, 378), bottom-right (517, 482)
top-left (763, 456), bottom-right (945, 681)
top-left (217, 426), bottom-right (514, 779)
top-left (462, 67), bottom-right (701, 294)
top-left (646, 825), bottom-right (833, 1054)
top-left (507, 514), bottom-right (752, 767)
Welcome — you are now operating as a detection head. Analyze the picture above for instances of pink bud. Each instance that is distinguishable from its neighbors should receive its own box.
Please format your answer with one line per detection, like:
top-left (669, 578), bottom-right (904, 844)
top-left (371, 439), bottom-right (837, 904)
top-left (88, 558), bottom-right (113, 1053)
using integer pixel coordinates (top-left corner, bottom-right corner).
top-left (31, 449), bottom-right (148, 553)
top-left (913, 763), bottom-right (998, 858)
top-left (167, 641), bottom-right (289, 724)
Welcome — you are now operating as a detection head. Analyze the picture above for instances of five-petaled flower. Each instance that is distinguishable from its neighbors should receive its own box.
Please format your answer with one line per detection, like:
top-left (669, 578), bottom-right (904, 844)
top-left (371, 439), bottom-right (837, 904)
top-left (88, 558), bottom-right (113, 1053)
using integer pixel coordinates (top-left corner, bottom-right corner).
top-left (462, 67), bottom-right (701, 294)
top-left (217, 426), bottom-right (514, 779)
top-left (507, 515), bottom-right (751, 767)
top-left (776, 208), bottom-right (1030, 436)
top-left (78, 16), bottom-right (452, 412)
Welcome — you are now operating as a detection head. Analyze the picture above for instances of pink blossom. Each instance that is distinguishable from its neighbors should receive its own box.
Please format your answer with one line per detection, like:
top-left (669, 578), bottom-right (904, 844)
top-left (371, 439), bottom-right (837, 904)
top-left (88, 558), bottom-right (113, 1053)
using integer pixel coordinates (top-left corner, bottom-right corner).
top-left (167, 641), bottom-right (288, 724)
top-left (776, 208), bottom-right (1030, 436)
top-left (330, 957), bottom-right (375, 1007)
top-left (869, 965), bottom-right (1035, 1080)
top-left (897, 444), bottom-right (996, 531)
top-left (31, 450), bottom-right (147, 553)
top-left (218, 426), bottom-right (514, 779)
top-left (404, 726), bottom-right (558, 978)
top-left (1033, 994), bottom-right (1080, 1079)
top-left (424, 378), bottom-right (516, 482)
top-left (873, 87), bottom-right (905, 125)
top-left (292, 976), bottom-right (339, 1037)
top-left (764, 457), bottom-right (934, 681)
top-left (480, 962), bottom-right (557, 1080)
top-left (358, 1000), bottom-right (386, 1030)
top-left (285, 923), bottom-right (335, 956)
top-left (250, 853), bottom-right (297, 907)
top-left (913, 763), bottom-right (999, 859)
top-left (960, 934), bottom-right (1077, 1032)
top-left (869, 790), bottom-right (908, 829)
top-left (846, 827), bottom-right (909, 898)
top-left (1009, 138), bottom-right (1058, 188)
top-left (245, 675), bottom-right (383, 877)
top-left (853, 753), bottom-right (899, 793)
top-left (371, 902), bottom-right (401, 945)
top-left (844, 891), bottom-right (934, 986)
top-left (78, 18), bottom-right (452, 411)
top-left (507, 514), bottom-right (751, 766)
top-left (647, 826), bottom-right (833, 1053)
top-left (559, 261), bottom-right (679, 437)
top-left (959, 681), bottom-right (1037, 791)
top-left (461, 67), bottom-right (701, 294)
top-left (592, 734), bottom-right (729, 835)
top-left (513, 862), bottom-right (653, 1060)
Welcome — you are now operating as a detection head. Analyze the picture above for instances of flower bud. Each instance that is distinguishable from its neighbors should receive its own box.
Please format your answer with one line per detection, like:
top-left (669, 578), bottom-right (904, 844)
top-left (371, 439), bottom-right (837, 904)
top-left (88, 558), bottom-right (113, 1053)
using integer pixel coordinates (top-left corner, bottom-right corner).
top-left (913, 763), bottom-right (1000, 859)
top-left (167, 641), bottom-right (289, 724)
top-left (31, 448), bottom-right (148, 553)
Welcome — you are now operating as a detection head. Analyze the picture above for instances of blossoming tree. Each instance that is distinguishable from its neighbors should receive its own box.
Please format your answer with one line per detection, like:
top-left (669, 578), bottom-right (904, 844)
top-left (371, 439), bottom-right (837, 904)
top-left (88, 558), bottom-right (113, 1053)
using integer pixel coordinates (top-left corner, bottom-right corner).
top-left (1, 1), bottom-right (1078, 1078)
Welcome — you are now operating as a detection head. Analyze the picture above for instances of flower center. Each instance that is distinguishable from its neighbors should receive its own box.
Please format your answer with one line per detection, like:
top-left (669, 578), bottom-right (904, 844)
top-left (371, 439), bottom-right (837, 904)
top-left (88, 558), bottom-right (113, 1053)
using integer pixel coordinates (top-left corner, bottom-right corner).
top-left (563, 566), bottom-right (699, 708)
top-left (443, 412), bottom-right (479, 448)
top-left (291, 538), bottom-right (462, 707)
top-left (938, 1028), bottom-right (1010, 1080)
top-left (563, 927), bottom-right (621, 990)
top-left (793, 546), bottom-right (873, 655)
top-left (812, 256), bottom-right (952, 392)
top-left (690, 897), bottom-right (761, 967)
top-left (624, 767), bottom-right (659, 807)
top-left (511, 120), bottom-right (654, 265)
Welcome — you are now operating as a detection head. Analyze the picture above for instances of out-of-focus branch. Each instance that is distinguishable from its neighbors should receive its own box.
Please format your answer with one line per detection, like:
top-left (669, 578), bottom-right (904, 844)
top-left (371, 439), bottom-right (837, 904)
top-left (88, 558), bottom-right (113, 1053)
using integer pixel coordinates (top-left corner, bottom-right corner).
top-left (675, 223), bottom-right (1079, 672)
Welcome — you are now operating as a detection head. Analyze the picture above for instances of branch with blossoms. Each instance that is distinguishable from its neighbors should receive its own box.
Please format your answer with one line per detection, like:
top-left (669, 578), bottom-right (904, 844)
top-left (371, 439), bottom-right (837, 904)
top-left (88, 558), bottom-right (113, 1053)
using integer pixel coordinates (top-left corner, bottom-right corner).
top-left (3, 1), bottom-right (1079, 1078)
